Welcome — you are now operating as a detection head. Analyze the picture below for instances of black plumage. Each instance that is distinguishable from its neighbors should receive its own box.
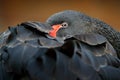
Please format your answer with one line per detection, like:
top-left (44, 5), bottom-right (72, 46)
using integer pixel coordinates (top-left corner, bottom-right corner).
top-left (0, 10), bottom-right (120, 80)
top-left (46, 10), bottom-right (120, 58)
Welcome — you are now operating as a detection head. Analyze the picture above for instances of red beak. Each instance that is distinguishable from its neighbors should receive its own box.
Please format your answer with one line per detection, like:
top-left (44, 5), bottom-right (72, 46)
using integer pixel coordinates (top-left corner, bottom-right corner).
top-left (49, 24), bottom-right (62, 38)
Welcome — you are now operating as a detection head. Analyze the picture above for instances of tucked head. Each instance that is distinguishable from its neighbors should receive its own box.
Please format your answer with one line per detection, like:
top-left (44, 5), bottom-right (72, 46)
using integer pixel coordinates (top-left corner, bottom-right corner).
top-left (46, 10), bottom-right (94, 40)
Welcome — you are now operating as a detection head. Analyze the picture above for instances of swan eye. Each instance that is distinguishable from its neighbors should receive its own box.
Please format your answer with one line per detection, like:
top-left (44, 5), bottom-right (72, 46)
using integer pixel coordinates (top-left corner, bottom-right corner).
top-left (61, 22), bottom-right (68, 28)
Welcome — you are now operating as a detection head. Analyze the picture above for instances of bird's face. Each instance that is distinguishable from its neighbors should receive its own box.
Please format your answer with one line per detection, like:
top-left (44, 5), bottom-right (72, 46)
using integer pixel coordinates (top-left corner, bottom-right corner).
top-left (46, 10), bottom-right (92, 41)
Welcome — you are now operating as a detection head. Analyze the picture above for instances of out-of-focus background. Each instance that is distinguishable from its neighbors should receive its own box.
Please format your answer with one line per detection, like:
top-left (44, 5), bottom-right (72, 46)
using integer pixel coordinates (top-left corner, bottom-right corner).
top-left (0, 0), bottom-right (120, 32)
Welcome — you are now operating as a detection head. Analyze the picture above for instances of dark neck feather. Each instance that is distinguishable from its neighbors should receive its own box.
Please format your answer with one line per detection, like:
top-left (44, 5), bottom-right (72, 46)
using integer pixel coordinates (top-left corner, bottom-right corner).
top-left (91, 19), bottom-right (120, 58)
